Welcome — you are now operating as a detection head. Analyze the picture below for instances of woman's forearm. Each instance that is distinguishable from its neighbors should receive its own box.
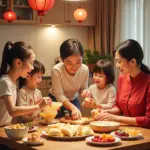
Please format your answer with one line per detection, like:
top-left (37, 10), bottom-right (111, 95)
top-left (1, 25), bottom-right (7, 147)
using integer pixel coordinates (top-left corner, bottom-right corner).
top-left (63, 100), bottom-right (76, 111)
top-left (105, 107), bottom-right (121, 115)
top-left (115, 115), bottom-right (138, 126)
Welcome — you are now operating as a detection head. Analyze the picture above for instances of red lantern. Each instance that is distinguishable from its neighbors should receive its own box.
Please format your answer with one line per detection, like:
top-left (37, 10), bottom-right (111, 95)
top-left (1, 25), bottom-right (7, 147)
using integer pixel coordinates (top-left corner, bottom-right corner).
top-left (74, 7), bottom-right (87, 23)
top-left (28, 0), bottom-right (55, 16)
top-left (3, 10), bottom-right (17, 23)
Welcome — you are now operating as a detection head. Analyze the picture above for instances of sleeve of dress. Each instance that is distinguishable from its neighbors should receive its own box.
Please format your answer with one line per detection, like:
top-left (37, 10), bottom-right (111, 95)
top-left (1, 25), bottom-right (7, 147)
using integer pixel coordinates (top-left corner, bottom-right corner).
top-left (101, 86), bottom-right (116, 109)
top-left (51, 68), bottom-right (69, 103)
top-left (17, 89), bottom-right (28, 106)
top-left (136, 83), bottom-right (150, 128)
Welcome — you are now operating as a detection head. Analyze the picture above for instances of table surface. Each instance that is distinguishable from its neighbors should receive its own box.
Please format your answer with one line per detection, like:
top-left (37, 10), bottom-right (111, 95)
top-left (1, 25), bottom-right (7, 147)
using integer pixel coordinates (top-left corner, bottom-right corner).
top-left (0, 122), bottom-right (150, 150)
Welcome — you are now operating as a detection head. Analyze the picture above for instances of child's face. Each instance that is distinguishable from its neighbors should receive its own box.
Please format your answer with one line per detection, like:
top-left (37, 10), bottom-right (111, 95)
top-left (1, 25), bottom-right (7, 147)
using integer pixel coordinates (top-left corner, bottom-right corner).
top-left (93, 72), bottom-right (107, 89)
top-left (27, 72), bottom-right (43, 89)
top-left (63, 54), bottom-right (82, 76)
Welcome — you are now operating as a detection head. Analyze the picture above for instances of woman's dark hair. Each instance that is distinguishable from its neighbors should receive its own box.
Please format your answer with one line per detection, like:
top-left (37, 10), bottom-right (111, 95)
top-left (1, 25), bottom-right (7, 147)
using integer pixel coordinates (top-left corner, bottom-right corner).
top-left (60, 39), bottom-right (84, 60)
top-left (0, 41), bottom-right (33, 77)
top-left (19, 60), bottom-right (45, 88)
top-left (115, 39), bottom-right (150, 74)
top-left (93, 59), bottom-right (115, 84)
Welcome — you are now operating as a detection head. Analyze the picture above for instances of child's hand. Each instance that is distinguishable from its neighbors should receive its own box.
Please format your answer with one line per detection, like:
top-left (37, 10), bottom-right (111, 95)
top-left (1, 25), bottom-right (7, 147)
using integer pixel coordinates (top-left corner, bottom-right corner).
top-left (39, 97), bottom-right (52, 109)
top-left (44, 97), bottom-right (52, 106)
top-left (91, 109), bottom-right (101, 120)
top-left (84, 97), bottom-right (96, 108)
top-left (81, 90), bottom-right (91, 98)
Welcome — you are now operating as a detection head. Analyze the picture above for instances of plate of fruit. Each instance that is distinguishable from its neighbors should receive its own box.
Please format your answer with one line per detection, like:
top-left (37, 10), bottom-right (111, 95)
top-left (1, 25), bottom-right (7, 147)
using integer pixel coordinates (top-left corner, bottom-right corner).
top-left (111, 128), bottom-right (142, 139)
top-left (86, 134), bottom-right (121, 145)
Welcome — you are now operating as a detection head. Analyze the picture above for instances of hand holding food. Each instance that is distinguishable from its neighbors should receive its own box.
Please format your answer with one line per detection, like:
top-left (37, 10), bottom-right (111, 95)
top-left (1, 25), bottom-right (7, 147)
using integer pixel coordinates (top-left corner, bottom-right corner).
top-left (72, 107), bottom-right (82, 120)
top-left (91, 109), bottom-right (101, 120)
top-left (83, 97), bottom-right (96, 108)
top-left (81, 90), bottom-right (92, 98)
top-left (39, 97), bottom-right (52, 110)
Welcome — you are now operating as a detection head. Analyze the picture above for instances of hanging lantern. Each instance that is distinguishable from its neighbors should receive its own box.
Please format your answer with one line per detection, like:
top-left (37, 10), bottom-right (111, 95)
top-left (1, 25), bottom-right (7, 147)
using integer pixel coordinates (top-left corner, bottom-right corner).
top-left (28, 0), bottom-right (55, 16)
top-left (74, 7), bottom-right (87, 23)
top-left (3, 10), bottom-right (17, 23)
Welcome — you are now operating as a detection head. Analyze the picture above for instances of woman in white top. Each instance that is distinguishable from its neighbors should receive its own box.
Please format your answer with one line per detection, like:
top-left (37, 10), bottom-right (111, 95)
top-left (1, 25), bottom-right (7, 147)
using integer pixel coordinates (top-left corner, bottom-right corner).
top-left (49, 39), bottom-right (89, 120)
top-left (82, 59), bottom-right (116, 110)
top-left (0, 41), bottom-right (51, 127)
top-left (17, 60), bottom-right (50, 122)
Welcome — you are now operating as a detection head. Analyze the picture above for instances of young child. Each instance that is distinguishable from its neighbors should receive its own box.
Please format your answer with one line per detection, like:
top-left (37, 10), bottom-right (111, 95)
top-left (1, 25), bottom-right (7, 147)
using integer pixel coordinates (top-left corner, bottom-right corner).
top-left (0, 41), bottom-right (51, 127)
top-left (81, 59), bottom-right (116, 109)
top-left (17, 60), bottom-right (48, 122)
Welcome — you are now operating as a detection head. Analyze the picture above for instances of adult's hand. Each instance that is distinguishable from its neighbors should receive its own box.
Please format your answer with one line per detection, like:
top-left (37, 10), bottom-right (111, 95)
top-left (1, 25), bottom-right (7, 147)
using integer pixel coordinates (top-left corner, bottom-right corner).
top-left (72, 107), bottom-right (82, 120)
top-left (97, 111), bottom-right (118, 121)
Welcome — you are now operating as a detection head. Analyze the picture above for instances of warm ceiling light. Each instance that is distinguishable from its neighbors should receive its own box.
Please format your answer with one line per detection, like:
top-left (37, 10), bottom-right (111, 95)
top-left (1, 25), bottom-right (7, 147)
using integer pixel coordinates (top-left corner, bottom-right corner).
top-left (74, 7), bottom-right (87, 23)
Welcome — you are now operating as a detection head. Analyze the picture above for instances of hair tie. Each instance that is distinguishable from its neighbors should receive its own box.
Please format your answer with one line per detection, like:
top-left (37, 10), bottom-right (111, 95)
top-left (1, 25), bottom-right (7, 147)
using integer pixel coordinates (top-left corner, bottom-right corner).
top-left (10, 42), bottom-right (14, 47)
top-left (8, 42), bottom-right (14, 50)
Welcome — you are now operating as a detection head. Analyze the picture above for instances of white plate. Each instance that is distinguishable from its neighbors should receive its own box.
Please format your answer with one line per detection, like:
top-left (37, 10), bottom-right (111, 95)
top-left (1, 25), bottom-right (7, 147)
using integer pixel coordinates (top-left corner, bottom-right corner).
top-left (39, 119), bottom-right (60, 125)
top-left (28, 126), bottom-right (38, 132)
top-left (42, 131), bottom-right (92, 140)
top-left (86, 136), bottom-right (121, 145)
top-left (22, 137), bottom-right (44, 146)
top-left (111, 131), bottom-right (143, 140)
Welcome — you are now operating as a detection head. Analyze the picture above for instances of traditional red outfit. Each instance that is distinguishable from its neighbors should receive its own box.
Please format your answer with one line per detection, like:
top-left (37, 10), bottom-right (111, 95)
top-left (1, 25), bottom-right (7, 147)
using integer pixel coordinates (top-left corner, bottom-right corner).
top-left (116, 72), bottom-right (150, 128)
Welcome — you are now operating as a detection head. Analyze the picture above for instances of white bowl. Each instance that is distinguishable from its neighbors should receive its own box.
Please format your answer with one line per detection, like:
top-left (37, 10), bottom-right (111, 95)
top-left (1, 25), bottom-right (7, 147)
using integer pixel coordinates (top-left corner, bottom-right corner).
top-left (4, 126), bottom-right (29, 140)
top-left (90, 121), bottom-right (120, 133)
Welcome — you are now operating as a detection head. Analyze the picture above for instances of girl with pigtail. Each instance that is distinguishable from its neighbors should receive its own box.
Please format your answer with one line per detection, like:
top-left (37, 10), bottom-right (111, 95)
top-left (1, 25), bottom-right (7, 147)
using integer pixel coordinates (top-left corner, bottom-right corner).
top-left (0, 41), bottom-right (51, 127)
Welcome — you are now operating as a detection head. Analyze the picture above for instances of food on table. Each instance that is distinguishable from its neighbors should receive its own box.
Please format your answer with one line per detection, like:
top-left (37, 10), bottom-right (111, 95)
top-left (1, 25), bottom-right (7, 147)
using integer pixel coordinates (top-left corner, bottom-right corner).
top-left (25, 133), bottom-right (44, 145)
top-left (4, 124), bottom-right (28, 140)
top-left (47, 128), bottom-right (63, 137)
top-left (91, 109), bottom-right (101, 120)
top-left (92, 134), bottom-right (115, 143)
top-left (124, 128), bottom-right (141, 136)
top-left (60, 117), bottom-right (94, 125)
top-left (64, 110), bottom-right (70, 120)
top-left (90, 121), bottom-right (120, 132)
top-left (28, 133), bottom-right (39, 142)
top-left (25, 122), bottom-right (37, 131)
top-left (115, 128), bottom-right (141, 137)
top-left (115, 129), bottom-right (129, 137)
top-left (40, 102), bottom-right (62, 123)
top-left (8, 123), bottom-right (26, 129)
top-left (45, 123), bottom-right (94, 137)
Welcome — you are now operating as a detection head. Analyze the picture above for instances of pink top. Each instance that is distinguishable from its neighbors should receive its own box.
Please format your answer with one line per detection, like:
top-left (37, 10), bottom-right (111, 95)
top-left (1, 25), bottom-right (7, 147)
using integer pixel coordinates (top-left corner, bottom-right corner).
top-left (116, 72), bottom-right (150, 128)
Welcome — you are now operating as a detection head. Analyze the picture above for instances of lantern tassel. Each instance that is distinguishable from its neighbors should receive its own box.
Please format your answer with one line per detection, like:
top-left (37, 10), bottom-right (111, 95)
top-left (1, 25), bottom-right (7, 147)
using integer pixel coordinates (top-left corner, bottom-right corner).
top-left (40, 17), bottom-right (43, 23)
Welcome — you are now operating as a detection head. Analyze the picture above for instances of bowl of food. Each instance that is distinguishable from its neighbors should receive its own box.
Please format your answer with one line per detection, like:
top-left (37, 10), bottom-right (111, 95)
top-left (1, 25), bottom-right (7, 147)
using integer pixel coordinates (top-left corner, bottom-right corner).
top-left (40, 102), bottom-right (62, 124)
top-left (4, 124), bottom-right (29, 140)
top-left (90, 121), bottom-right (120, 133)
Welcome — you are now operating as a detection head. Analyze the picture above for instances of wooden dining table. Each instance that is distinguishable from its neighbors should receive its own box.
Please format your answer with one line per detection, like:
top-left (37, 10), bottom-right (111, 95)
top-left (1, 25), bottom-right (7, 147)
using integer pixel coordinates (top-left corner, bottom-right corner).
top-left (0, 122), bottom-right (150, 150)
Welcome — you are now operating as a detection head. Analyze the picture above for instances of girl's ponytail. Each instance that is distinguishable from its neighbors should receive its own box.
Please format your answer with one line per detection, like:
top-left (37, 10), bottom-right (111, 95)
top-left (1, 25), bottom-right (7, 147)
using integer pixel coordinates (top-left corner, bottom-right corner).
top-left (0, 41), bottom-right (12, 77)
top-left (140, 63), bottom-right (150, 74)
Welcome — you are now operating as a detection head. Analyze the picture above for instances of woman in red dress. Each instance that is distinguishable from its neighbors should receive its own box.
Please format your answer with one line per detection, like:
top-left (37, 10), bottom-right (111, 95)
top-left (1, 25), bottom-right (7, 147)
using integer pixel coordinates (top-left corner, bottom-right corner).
top-left (97, 39), bottom-right (150, 128)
